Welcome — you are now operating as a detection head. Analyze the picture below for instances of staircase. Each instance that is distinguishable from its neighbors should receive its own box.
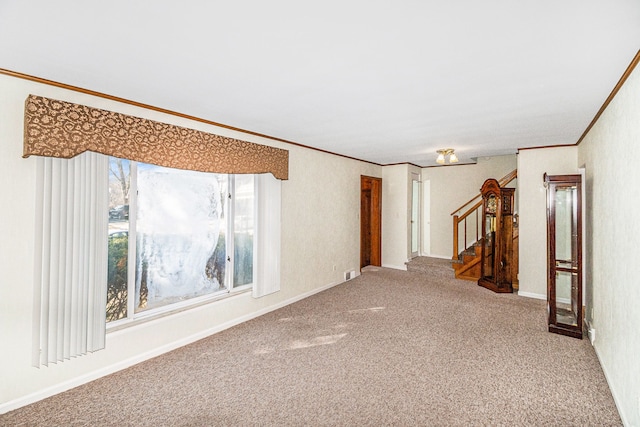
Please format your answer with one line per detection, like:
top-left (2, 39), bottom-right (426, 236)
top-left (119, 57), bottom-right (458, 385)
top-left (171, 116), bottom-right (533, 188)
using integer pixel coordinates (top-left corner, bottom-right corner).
top-left (450, 169), bottom-right (517, 281)
top-left (406, 256), bottom-right (456, 280)
top-left (406, 256), bottom-right (454, 274)
top-left (451, 241), bottom-right (483, 281)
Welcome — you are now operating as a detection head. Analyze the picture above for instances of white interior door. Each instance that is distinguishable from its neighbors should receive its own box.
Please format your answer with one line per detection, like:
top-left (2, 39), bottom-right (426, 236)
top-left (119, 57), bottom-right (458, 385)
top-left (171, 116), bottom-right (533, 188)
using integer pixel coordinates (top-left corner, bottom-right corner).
top-left (410, 176), bottom-right (420, 258)
top-left (422, 179), bottom-right (431, 256)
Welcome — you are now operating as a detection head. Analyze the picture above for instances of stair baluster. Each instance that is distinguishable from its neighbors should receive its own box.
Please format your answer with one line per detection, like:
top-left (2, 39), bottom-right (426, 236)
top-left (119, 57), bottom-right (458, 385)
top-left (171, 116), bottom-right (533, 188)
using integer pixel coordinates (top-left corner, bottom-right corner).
top-left (451, 169), bottom-right (517, 280)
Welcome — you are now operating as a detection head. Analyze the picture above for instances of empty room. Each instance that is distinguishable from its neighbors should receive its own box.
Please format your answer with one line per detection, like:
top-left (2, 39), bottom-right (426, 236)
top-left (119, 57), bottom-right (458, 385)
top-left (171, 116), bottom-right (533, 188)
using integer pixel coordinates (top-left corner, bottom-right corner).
top-left (1, 1), bottom-right (639, 425)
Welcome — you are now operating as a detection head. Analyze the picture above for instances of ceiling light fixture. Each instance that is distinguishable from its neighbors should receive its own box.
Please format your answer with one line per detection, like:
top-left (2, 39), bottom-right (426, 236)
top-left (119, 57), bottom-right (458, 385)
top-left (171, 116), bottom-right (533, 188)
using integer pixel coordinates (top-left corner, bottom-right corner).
top-left (436, 148), bottom-right (458, 165)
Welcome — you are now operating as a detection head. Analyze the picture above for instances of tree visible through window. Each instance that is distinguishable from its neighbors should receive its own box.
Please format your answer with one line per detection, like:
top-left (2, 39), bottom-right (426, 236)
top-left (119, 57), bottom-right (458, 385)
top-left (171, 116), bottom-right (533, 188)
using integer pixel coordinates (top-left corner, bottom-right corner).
top-left (107, 158), bottom-right (254, 323)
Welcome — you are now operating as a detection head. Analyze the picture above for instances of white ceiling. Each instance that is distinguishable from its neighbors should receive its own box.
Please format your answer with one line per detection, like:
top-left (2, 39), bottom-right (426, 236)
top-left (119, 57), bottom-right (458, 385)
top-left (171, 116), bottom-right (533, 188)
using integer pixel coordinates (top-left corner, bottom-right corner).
top-left (1, 1), bottom-right (639, 166)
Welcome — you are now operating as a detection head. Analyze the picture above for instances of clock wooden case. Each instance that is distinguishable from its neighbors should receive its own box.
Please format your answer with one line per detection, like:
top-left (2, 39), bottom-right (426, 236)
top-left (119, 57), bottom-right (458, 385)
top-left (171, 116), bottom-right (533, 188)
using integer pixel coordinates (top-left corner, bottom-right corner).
top-left (478, 178), bottom-right (515, 293)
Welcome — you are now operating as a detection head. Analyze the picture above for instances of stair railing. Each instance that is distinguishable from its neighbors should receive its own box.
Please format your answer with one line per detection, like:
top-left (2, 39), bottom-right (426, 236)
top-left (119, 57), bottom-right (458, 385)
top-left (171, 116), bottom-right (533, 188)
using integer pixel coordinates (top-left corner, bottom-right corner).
top-left (451, 169), bottom-right (517, 260)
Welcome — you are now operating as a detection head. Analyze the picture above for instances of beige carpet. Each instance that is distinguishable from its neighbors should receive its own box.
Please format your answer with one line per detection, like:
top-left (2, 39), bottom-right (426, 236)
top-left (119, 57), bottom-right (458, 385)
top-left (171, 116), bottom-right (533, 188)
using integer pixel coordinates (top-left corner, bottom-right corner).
top-left (1, 260), bottom-right (621, 426)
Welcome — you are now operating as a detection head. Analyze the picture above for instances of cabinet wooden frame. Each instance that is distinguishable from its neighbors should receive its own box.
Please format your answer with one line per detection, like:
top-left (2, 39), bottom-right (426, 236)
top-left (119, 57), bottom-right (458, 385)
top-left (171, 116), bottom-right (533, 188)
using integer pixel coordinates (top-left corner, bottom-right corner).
top-left (544, 173), bottom-right (583, 339)
top-left (477, 178), bottom-right (515, 293)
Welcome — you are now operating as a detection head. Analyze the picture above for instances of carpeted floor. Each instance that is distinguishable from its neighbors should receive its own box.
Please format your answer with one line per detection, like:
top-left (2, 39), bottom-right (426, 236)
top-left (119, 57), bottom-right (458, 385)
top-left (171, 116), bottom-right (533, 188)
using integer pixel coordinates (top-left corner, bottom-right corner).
top-left (1, 260), bottom-right (621, 426)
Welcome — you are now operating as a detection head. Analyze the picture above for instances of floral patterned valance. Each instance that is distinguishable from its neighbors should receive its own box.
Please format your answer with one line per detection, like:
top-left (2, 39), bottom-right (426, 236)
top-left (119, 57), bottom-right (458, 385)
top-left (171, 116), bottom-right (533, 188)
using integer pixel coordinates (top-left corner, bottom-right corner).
top-left (23, 95), bottom-right (289, 180)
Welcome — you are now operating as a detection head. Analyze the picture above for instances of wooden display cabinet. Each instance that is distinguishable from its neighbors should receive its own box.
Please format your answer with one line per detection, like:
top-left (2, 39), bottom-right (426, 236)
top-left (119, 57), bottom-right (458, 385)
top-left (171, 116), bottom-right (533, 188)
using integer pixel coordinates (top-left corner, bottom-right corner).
top-left (544, 173), bottom-right (583, 339)
top-left (478, 178), bottom-right (515, 293)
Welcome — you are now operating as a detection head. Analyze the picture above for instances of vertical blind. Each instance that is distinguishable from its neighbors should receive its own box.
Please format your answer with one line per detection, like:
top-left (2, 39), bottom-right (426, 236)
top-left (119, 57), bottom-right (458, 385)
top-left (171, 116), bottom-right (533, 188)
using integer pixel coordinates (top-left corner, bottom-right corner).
top-left (32, 152), bottom-right (109, 367)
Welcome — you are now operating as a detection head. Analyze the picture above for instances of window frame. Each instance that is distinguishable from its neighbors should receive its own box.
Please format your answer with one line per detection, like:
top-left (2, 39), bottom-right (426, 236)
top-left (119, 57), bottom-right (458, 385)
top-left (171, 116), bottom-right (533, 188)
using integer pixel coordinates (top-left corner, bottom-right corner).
top-left (107, 159), bottom-right (256, 329)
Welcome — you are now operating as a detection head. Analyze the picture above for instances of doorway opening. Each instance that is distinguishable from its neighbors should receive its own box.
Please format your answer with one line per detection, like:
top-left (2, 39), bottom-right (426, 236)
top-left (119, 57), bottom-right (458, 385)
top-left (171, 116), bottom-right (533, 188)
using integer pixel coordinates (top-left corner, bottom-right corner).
top-left (361, 176), bottom-right (382, 268)
top-left (411, 174), bottom-right (420, 258)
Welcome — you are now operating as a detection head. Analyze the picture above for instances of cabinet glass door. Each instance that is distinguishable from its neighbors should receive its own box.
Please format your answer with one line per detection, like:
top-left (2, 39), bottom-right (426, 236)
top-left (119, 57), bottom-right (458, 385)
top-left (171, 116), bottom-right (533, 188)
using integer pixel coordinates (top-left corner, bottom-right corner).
top-left (545, 174), bottom-right (582, 339)
top-left (554, 186), bottom-right (579, 327)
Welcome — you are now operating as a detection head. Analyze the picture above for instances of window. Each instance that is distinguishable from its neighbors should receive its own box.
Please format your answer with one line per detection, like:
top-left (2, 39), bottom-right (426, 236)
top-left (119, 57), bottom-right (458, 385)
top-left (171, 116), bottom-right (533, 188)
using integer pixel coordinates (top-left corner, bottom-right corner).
top-left (33, 152), bottom-right (279, 365)
top-left (107, 157), bottom-right (255, 324)
top-left (28, 93), bottom-right (286, 363)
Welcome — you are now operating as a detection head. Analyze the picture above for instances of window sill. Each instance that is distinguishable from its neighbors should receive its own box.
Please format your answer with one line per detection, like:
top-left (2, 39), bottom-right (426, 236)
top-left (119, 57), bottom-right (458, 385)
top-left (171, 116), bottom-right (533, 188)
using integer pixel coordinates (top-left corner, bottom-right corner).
top-left (106, 286), bottom-right (252, 333)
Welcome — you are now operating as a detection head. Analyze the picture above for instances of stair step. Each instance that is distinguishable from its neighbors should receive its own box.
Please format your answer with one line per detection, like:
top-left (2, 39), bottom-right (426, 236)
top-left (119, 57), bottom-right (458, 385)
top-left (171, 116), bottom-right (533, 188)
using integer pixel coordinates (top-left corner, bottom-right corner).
top-left (453, 241), bottom-right (482, 281)
top-left (405, 257), bottom-right (454, 274)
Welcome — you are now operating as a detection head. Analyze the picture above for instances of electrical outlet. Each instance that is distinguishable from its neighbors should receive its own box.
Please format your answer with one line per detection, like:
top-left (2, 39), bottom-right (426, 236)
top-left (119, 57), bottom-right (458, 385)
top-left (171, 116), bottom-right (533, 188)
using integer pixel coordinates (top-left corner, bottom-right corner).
top-left (332, 265), bottom-right (337, 271)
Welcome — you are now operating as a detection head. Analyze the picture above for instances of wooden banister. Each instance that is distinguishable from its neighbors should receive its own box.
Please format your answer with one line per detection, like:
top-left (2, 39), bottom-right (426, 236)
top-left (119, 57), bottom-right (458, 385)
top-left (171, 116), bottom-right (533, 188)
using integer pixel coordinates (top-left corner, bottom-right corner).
top-left (456, 199), bottom-right (483, 223)
top-left (499, 169), bottom-right (518, 187)
top-left (451, 169), bottom-right (517, 260)
top-left (453, 215), bottom-right (459, 260)
top-left (450, 169), bottom-right (518, 216)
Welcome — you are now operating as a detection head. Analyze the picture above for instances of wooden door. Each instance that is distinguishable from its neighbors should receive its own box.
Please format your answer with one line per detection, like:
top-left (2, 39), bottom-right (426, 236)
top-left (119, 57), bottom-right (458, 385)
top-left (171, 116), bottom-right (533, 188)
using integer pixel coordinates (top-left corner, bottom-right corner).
top-left (361, 176), bottom-right (381, 268)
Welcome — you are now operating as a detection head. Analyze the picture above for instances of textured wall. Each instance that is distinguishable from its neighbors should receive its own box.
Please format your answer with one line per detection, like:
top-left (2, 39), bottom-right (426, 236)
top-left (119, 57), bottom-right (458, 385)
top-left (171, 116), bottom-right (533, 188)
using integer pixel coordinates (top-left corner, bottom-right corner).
top-left (382, 164), bottom-right (409, 270)
top-left (516, 146), bottom-right (578, 299)
top-left (0, 73), bottom-right (381, 411)
top-left (421, 155), bottom-right (517, 259)
top-left (578, 61), bottom-right (640, 426)
top-left (381, 163), bottom-right (424, 270)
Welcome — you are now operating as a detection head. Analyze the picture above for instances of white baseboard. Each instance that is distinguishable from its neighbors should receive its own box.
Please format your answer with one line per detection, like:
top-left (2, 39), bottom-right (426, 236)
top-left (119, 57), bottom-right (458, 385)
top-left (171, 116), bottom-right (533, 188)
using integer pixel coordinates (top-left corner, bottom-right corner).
top-left (0, 279), bottom-right (344, 415)
top-left (382, 263), bottom-right (408, 271)
top-left (591, 342), bottom-right (628, 426)
top-left (517, 292), bottom-right (572, 305)
top-left (425, 253), bottom-right (451, 260)
top-left (517, 291), bottom-right (546, 300)
top-left (584, 318), bottom-right (596, 345)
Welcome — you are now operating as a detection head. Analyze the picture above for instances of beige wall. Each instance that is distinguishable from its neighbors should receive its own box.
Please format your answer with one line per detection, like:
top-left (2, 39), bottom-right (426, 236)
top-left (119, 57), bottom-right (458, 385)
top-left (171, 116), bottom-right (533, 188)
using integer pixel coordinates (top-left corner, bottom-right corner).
top-left (516, 146), bottom-right (578, 299)
top-left (0, 74), bottom-right (381, 412)
top-left (381, 163), bottom-right (422, 270)
top-left (382, 164), bottom-right (409, 270)
top-left (577, 61), bottom-right (640, 426)
top-left (421, 155), bottom-right (517, 259)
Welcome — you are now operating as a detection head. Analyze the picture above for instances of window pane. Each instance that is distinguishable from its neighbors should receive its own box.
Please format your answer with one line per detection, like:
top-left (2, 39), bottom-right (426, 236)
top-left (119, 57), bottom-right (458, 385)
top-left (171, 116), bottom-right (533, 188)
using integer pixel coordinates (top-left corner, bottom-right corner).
top-left (135, 164), bottom-right (227, 312)
top-left (555, 270), bottom-right (578, 326)
top-left (233, 175), bottom-right (254, 287)
top-left (555, 187), bottom-right (576, 263)
top-left (107, 157), bottom-right (130, 322)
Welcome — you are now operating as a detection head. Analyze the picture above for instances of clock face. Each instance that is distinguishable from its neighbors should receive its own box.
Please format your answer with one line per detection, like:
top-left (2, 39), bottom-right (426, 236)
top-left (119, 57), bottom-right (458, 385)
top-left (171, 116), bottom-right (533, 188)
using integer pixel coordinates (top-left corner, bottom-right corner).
top-left (486, 195), bottom-right (497, 214)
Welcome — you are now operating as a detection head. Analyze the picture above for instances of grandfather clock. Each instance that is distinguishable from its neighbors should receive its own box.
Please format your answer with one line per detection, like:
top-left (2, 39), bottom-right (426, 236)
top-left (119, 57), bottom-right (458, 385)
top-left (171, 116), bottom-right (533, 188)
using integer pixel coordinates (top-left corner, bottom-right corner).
top-left (478, 178), bottom-right (515, 293)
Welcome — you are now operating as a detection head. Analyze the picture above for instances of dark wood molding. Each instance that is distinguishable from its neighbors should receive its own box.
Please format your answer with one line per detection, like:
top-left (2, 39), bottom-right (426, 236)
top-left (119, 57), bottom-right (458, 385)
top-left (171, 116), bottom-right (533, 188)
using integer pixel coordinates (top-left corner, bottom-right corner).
top-left (576, 49), bottom-right (640, 146)
top-left (0, 68), bottom-right (381, 167)
top-left (517, 144), bottom-right (576, 152)
top-left (502, 50), bottom-right (640, 154)
top-left (383, 161), bottom-right (423, 168)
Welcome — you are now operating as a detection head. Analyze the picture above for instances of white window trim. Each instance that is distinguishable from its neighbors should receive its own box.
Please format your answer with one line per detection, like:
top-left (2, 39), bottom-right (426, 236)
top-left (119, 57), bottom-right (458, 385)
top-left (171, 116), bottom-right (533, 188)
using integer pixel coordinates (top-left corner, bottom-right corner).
top-left (107, 164), bottom-right (281, 330)
top-left (253, 173), bottom-right (281, 298)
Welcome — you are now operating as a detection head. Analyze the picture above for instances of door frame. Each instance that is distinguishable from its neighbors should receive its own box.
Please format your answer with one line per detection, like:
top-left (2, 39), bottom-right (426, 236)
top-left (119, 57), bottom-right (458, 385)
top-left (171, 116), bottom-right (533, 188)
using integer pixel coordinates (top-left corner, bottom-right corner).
top-left (410, 173), bottom-right (420, 258)
top-left (422, 178), bottom-right (431, 256)
top-left (360, 175), bottom-right (382, 268)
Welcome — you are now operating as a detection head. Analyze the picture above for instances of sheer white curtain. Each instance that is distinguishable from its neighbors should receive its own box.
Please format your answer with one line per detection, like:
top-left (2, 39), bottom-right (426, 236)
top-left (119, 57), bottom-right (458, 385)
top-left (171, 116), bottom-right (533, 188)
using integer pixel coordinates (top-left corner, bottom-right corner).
top-left (253, 173), bottom-right (281, 298)
top-left (32, 152), bottom-right (109, 367)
